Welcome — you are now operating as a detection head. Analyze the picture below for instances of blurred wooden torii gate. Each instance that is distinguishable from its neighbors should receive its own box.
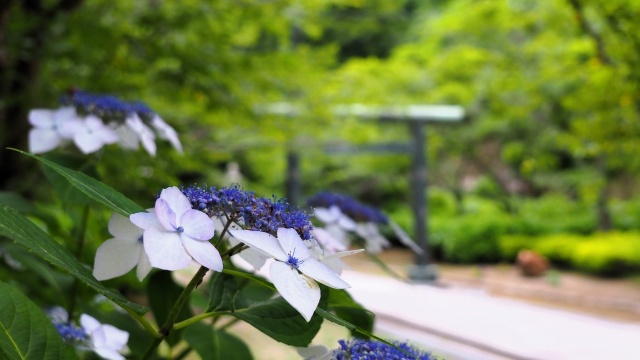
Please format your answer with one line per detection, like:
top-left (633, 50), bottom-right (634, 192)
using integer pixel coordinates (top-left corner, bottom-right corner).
top-left (261, 103), bottom-right (465, 282)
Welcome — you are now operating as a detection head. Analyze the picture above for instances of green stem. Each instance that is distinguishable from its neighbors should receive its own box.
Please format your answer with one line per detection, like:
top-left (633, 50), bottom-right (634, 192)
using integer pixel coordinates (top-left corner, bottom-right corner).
top-left (214, 214), bottom-right (236, 248)
top-left (141, 265), bottom-right (210, 359)
top-left (67, 205), bottom-right (90, 322)
top-left (173, 311), bottom-right (223, 330)
top-left (123, 307), bottom-right (160, 338)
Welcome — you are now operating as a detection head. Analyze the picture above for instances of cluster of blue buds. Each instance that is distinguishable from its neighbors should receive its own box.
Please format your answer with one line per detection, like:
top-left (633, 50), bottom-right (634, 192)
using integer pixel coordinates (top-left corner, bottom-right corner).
top-left (181, 184), bottom-right (313, 240)
top-left (54, 322), bottom-right (88, 344)
top-left (61, 89), bottom-right (156, 123)
top-left (332, 339), bottom-right (435, 360)
top-left (307, 192), bottom-right (388, 225)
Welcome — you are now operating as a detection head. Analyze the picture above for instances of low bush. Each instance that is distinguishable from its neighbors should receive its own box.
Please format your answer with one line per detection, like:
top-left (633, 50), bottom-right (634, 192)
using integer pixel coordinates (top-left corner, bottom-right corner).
top-left (499, 232), bottom-right (640, 276)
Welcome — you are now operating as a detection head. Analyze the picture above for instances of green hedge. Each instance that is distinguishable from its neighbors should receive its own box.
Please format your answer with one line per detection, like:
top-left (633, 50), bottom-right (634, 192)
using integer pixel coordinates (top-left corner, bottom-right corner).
top-left (499, 232), bottom-right (640, 276)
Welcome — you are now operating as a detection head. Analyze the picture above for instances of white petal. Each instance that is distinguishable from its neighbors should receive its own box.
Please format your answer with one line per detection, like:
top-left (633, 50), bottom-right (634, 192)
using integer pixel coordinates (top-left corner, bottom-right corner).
top-left (94, 347), bottom-right (125, 360)
top-left (326, 249), bottom-right (364, 259)
top-left (155, 198), bottom-right (177, 231)
top-left (116, 125), bottom-right (139, 150)
top-left (312, 227), bottom-right (347, 253)
top-left (182, 236), bottom-right (223, 271)
top-left (28, 109), bottom-right (54, 128)
top-left (80, 314), bottom-right (101, 333)
top-left (85, 115), bottom-right (105, 130)
top-left (101, 324), bottom-right (129, 350)
top-left (270, 261), bottom-right (320, 322)
top-left (141, 133), bottom-right (157, 156)
top-left (337, 214), bottom-right (357, 231)
top-left (180, 210), bottom-right (215, 240)
top-left (74, 132), bottom-right (104, 154)
top-left (298, 258), bottom-right (350, 289)
top-left (152, 115), bottom-right (183, 153)
top-left (98, 127), bottom-right (120, 145)
top-left (56, 117), bottom-right (83, 139)
top-left (143, 227), bottom-right (191, 270)
top-left (28, 128), bottom-right (60, 154)
top-left (47, 306), bottom-right (69, 324)
top-left (320, 257), bottom-right (349, 275)
top-left (389, 220), bottom-right (424, 254)
top-left (297, 345), bottom-right (330, 360)
top-left (108, 213), bottom-right (143, 239)
top-left (129, 212), bottom-right (160, 230)
top-left (136, 250), bottom-right (153, 281)
top-left (229, 229), bottom-right (287, 261)
top-left (234, 248), bottom-right (268, 270)
top-left (314, 206), bottom-right (341, 224)
top-left (159, 187), bottom-right (192, 220)
top-left (277, 228), bottom-right (310, 260)
top-left (93, 238), bottom-right (141, 280)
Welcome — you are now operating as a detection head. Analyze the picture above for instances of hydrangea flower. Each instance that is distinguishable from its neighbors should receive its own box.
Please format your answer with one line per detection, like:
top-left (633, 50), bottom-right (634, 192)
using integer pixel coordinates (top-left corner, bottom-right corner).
top-left (71, 115), bottom-right (119, 154)
top-left (131, 187), bottom-right (222, 272)
top-left (28, 106), bottom-right (81, 154)
top-left (308, 192), bottom-right (423, 255)
top-left (47, 307), bottom-right (129, 360)
top-left (299, 339), bottom-right (435, 360)
top-left (181, 185), bottom-right (313, 241)
top-left (80, 314), bottom-right (129, 360)
top-left (230, 227), bottom-right (351, 321)
top-left (27, 89), bottom-right (182, 156)
top-left (93, 212), bottom-right (153, 281)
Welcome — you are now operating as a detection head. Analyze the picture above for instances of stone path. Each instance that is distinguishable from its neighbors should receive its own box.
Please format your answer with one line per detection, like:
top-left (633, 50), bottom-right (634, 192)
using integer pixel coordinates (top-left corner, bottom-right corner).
top-left (343, 271), bottom-right (640, 360)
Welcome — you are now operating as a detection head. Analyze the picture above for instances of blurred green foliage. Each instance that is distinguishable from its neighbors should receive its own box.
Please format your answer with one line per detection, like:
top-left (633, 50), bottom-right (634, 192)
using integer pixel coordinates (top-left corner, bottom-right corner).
top-left (3, 0), bottom-right (640, 279)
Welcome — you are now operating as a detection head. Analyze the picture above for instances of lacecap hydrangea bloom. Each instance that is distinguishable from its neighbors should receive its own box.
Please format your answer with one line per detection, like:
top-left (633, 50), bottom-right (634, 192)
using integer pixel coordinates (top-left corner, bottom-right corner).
top-left (48, 307), bottom-right (129, 360)
top-left (28, 89), bottom-right (182, 156)
top-left (299, 339), bottom-right (435, 360)
top-left (181, 185), bottom-right (360, 321)
top-left (308, 192), bottom-right (423, 254)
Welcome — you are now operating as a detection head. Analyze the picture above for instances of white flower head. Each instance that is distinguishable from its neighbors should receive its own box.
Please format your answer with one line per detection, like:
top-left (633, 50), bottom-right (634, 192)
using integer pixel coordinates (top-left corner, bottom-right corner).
top-left (28, 106), bottom-right (81, 154)
top-left (72, 115), bottom-right (119, 154)
top-left (124, 114), bottom-right (157, 156)
top-left (151, 115), bottom-right (183, 153)
top-left (80, 314), bottom-right (129, 360)
top-left (93, 212), bottom-right (153, 281)
top-left (132, 187), bottom-right (222, 272)
top-left (314, 206), bottom-right (357, 231)
top-left (311, 227), bottom-right (348, 254)
top-left (230, 228), bottom-right (351, 322)
top-left (355, 222), bottom-right (390, 253)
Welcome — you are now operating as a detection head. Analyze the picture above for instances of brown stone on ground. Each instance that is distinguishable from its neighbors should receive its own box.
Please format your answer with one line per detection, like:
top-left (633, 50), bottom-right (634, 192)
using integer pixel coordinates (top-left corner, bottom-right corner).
top-left (516, 249), bottom-right (549, 277)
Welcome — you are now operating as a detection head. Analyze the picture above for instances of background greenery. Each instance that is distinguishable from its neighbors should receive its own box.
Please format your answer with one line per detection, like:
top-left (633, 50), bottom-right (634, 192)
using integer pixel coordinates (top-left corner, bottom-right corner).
top-left (3, 0), bottom-right (640, 280)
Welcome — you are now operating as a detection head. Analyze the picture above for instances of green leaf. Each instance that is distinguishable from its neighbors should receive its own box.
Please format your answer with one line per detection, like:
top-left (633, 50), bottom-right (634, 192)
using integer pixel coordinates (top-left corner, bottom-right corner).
top-left (207, 272), bottom-right (240, 312)
top-left (147, 271), bottom-right (193, 345)
top-left (0, 281), bottom-right (68, 360)
top-left (0, 205), bottom-right (148, 315)
top-left (327, 289), bottom-right (374, 338)
top-left (230, 295), bottom-right (324, 347)
top-left (12, 149), bottom-right (145, 216)
top-left (0, 192), bottom-right (35, 214)
top-left (41, 154), bottom-right (97, 205)
top-left (221, 268), bottom-right (276, 291)
top-left (183, 323), bottom-right (253, 360)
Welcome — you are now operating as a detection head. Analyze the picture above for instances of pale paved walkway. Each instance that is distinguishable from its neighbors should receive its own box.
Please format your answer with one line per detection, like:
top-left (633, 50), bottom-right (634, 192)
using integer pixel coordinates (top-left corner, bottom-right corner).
top-left (342, 271), bottom-right (640, 360)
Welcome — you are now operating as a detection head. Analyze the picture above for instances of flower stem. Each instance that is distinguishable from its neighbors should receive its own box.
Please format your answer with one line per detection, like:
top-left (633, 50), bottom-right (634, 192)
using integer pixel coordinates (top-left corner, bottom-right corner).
top-left (123, 307), bottom-right (160, 338)
top-left (173, 311), bottom-right (223, 330)
top-left (141, 265), bottom-right (209, 359)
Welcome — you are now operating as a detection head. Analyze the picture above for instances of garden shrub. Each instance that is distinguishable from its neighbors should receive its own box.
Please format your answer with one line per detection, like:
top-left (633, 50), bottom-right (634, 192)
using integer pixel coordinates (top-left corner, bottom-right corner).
top-left (498, 232), bottom-right (640, 276)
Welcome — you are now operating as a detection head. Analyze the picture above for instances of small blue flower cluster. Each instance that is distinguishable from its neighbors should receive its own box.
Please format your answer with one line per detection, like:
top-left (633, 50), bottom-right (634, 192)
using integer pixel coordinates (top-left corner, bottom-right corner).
top-left (61, 89), bottom-right (156, 122)
top-left (181, 185), bottom-right (313, 240)
top-left (54, 322), bottom-right (88, 344)
top-left (332, 339), bottom-right (434, 360)
top-left (307, 192), bottom-right (388, 225)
